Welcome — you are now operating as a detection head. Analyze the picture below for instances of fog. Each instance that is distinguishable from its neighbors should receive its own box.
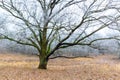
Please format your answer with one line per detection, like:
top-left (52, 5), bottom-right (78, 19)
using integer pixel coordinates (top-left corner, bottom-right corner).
top-left (0, 0), bottom-right (120, 57)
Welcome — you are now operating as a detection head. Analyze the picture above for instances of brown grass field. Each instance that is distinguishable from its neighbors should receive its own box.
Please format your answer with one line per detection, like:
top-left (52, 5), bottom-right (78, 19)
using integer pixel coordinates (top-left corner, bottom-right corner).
top-left (0, 52), bottom-right (120, 80)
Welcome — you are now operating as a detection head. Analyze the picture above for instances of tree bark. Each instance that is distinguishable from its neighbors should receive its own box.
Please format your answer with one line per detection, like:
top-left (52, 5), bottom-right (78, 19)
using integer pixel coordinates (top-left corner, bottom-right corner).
top-left (38, 56), bottom-right (48, 69)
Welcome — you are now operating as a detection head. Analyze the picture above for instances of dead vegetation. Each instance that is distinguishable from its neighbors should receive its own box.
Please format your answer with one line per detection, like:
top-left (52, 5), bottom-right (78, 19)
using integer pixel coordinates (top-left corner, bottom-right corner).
top-left (0, 52), bottom-right (120, 80)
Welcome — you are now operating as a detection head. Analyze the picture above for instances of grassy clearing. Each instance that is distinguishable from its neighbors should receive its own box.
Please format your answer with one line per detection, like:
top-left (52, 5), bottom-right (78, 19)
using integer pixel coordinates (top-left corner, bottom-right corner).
top-left (0, 53), bottom-right (120, 80)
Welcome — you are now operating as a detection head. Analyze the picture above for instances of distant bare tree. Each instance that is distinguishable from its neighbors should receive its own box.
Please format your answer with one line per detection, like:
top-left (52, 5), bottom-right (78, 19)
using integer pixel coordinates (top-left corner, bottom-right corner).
top-left (0, 0), bottom-right (120, 69)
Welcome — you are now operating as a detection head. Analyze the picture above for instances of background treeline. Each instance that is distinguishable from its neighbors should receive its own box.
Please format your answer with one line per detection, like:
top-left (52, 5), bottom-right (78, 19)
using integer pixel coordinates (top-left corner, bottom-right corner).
top-left (0, 39), bottom-right (120, 57)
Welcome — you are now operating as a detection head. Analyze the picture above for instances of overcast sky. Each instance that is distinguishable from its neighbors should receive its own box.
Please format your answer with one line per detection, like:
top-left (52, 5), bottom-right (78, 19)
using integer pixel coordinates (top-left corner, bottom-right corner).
top-left (0, 0), bottom-right (119, 38)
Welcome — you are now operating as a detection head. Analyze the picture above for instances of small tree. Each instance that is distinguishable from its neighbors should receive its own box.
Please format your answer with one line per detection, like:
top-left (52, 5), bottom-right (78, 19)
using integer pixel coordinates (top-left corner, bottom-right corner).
top-left (0, 0), bottom-right (119, 69)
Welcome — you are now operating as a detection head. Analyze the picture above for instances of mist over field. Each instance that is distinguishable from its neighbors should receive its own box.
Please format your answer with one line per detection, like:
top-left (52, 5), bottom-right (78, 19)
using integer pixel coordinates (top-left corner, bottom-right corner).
top-left (0, 0), bottom-right (120, 80)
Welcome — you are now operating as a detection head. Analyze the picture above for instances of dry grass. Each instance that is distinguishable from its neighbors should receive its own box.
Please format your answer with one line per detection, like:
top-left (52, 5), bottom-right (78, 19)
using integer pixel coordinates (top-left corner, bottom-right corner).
top-left (0, 52), bottom-right (120, 80)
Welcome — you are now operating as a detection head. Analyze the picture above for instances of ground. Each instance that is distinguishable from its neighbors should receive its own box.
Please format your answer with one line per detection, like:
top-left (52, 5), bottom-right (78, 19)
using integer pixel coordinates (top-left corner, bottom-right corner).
top-left (0, 52), bottom-right (120, 80)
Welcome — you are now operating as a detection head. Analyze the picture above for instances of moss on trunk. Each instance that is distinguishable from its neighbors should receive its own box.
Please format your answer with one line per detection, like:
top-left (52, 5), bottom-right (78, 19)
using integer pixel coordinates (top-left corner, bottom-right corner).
top-left (38, 56), bottom-right (48, 69)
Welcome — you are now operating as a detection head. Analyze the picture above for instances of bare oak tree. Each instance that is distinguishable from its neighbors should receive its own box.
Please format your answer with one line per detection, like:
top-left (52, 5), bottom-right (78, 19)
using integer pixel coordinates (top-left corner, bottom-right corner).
top-left (0, 0), bottom-right (120, 69)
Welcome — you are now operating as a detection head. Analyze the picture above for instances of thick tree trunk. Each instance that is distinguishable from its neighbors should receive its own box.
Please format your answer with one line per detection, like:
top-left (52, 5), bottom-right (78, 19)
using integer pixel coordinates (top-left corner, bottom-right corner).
top-left (38, 24), bottom-right (48, 69)
top-left (38, 56), bottom-right (48, 69)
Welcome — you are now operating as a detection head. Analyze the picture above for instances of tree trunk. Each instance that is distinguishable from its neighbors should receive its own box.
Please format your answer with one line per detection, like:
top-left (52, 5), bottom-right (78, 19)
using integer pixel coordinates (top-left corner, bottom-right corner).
top-left (38, 56), bottom-right (48, 69)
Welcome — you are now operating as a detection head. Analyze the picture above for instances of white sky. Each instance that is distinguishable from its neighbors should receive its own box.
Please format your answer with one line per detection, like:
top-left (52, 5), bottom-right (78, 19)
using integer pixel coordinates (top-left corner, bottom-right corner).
top-left (0, 0), bottom-right (119, 37)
